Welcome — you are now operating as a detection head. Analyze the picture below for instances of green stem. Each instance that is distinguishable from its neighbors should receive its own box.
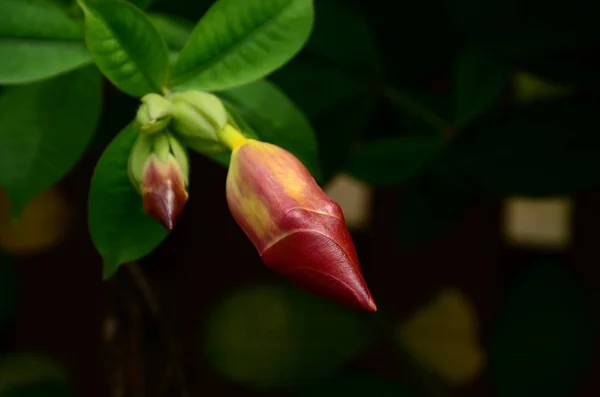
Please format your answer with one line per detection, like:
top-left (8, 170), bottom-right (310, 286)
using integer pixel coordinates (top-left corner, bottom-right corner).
top-left (384, 86), bottom-right (448, 132)
top-left (217, 124), bottom-right (247, 151)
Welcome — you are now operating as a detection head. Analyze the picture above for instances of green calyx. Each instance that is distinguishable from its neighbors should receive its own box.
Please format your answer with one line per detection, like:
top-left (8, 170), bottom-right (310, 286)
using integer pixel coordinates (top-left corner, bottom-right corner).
top-left (133, 90), bottom-right (231, 155)
top-left (170, 91), bottom-right (228, 153)
top-left (135, 93), bottom-right (173, 135)
top-left (128, 131), bottom-right (190, 193)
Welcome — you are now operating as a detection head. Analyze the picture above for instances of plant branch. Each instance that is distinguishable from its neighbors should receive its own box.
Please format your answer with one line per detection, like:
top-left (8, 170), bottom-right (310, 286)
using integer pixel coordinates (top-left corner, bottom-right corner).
top-left (126, 262), bottom-right (191, 397)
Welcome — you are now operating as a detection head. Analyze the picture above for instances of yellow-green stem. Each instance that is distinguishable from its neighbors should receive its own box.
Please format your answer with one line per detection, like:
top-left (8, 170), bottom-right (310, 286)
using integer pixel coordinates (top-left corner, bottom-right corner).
top-left (217, 124), bottom-right (247, 151)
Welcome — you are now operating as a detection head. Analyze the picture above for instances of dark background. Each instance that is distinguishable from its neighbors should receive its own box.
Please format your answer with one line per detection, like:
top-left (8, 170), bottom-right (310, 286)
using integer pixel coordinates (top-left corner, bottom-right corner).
top-left (2, 0), bottom-right (600, 396)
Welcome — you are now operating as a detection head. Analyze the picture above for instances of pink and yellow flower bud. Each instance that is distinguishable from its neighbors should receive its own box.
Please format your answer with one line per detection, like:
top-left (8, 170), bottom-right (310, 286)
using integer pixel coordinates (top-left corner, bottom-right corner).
top-left (129, 132), bottom-right (189, 230)
top-left (220, 125), bottom-right (377, 312)
top-left (141, 154), bottom-right (188, 230)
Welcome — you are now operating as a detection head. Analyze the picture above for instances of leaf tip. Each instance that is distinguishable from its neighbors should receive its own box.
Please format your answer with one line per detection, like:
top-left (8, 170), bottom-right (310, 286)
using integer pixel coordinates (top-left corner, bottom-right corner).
top-left (102, 259), bottom-right (120, 280)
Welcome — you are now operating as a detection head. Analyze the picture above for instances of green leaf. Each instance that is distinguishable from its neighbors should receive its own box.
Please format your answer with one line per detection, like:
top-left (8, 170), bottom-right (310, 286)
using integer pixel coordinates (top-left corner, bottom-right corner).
top-left (270, 58), bottom-right (371, 118)
top-left (436, 97), bottom-right (600, 195)
top-left (0, 67), bottom-right (102, 216)
top-left (346, 137), bottom-right (444, 187)
top-left (295, 374), bottom-right (418, 397)
top-left (305, 0), bottom-right (383, 76)
top-left (88, 124), bottom-right (168, 278)
top-left (315, 92), bottom-right (379, 183)
top-left (127, 0), bottom-right (152, 9)
top-left (171, 0), bottom-right (314, 91)
top-left (148, 13), bottom-right (193, 51)
top-left (454, 46), bottom-right (507, 128)
top-left (218, 79), bottom-right (322, 181)
top-left (269, 0), bottom-right (380, 116)
top-left (385, 87), bottom-right (449, 133)
top-left (0, 0), bottom-right (92, 84)
top-left (490, 260), bottom-right (594, 397)
top-left (79, 0), bottom-right (169, 97)
top-left (0, 354), bottom-right (72, 396)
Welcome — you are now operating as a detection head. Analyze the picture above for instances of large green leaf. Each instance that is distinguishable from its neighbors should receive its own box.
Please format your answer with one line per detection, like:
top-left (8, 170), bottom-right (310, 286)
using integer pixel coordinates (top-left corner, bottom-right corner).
top-left (315, 93), bottom-right (379, 183)
top-left (148, 13), bottom-right (194, 66)
top-left (0, 0), bottom-right (92, 84)
top-left (295, 374), bottom-right (419, 397)
top-left (270, 58), bottom-right (371, 119)
top-left (269, 0), bottom-right (380, 117)
top-left (127, 0), bottom-right (152, 9)
top-left (435, 97), bottom-right (600, 195)
top-left (218, 79), bottom-right (322, 181)
top-left (0, 67), bottom-right (101, 216)
top-left (148, 0), bottom-right (214, 20)
top-left (490, 260), bottom-right (594, 397)
top-left (148, 13), bottom-right (193, 51)
top-left (79, 0), bottom-right (169, 97)
top-left (170, 0), bottom-right (314, 91)
top-left (88, 124), bottom-right (169, 278)
top-left (346, 137), bottom-right (444, 187)
top-left (453, 46), bottom-right (507, 129)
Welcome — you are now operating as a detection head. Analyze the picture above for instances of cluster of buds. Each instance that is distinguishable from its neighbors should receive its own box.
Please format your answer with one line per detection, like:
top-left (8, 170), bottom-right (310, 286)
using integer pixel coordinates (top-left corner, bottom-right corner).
top-left (129, 91), bottom-right (228, 229)
top-left (128, 90), bottom-right (377, 312)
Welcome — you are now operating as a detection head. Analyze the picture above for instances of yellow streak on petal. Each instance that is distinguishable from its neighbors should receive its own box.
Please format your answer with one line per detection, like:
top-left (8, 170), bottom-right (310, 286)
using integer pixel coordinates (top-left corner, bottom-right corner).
top-left (245, 140), bottom-right (309, 202)
top-left (228, 151), bottom-right (273, 240)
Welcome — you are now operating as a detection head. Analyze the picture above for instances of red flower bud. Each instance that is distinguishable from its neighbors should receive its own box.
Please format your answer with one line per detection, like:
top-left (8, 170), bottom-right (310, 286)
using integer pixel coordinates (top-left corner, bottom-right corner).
top-left (141, 154), bottom-right (188, 230)
top-left (129, 132), bottom-right (190, 230)
top-left (222, 128), bottom-right (376, 312)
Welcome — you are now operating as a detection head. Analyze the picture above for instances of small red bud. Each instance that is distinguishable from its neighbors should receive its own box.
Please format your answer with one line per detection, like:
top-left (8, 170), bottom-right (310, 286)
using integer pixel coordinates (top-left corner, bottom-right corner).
top-left (129, 133), bottom-right (190, 230)
top-left (141, 156), bottom-right (188, 230)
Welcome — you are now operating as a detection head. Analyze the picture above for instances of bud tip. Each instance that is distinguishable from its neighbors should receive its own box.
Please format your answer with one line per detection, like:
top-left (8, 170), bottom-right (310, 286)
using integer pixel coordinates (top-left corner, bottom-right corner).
top-left (364, 296), bottom-right (378, 312)
top-left (142, 181), bottom-right (188, 231)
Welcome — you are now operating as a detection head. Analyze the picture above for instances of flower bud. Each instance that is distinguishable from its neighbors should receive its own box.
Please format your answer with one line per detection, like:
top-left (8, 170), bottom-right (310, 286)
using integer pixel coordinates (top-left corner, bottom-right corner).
top-left (171, 91), bottom-right (228, 153)
top-left (128, 132), bottom-right (189, 230)
top-left (135, 93), bottom-right (172, 134)
top-left (220, 126), bottom-right (377, 312)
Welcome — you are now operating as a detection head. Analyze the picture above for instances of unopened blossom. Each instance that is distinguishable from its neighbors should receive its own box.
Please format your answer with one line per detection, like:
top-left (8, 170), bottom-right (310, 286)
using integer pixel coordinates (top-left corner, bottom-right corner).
top-left (135, 93), bottom-right (173, 134)
top-left (170, 90), bottom-right (229, 155)
top-left (128, 132), bottom-right (189, 230)
top-left (219, 125), bottom-right (377, 312)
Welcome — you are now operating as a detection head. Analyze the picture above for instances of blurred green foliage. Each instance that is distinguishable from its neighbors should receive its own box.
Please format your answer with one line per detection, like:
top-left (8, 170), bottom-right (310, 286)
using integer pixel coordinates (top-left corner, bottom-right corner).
top-left (0, 354), bottom-right (72, 397)
top-left (203, 283), bottom-right (376, 389)
top-left (490, 261), bottom-right (595, 397)
top-left (1, 0), bottom-right (599, 396)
